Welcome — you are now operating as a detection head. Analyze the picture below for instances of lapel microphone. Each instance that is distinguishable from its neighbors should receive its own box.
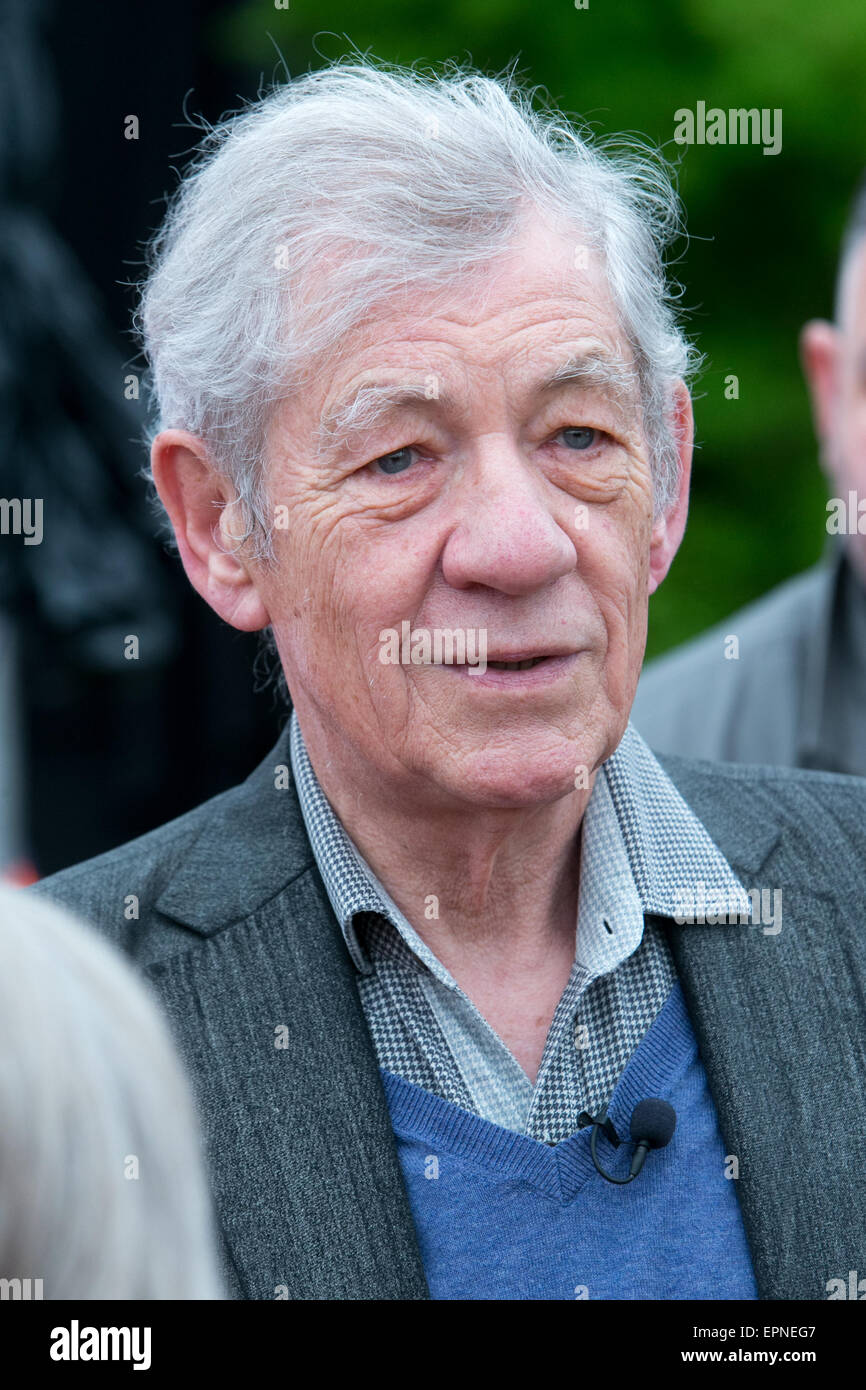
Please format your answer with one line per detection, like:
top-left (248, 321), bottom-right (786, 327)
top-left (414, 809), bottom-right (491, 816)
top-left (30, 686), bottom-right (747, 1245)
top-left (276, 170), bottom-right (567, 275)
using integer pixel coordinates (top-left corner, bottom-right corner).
top-left (587, 1098), bottom-right (677, 1184)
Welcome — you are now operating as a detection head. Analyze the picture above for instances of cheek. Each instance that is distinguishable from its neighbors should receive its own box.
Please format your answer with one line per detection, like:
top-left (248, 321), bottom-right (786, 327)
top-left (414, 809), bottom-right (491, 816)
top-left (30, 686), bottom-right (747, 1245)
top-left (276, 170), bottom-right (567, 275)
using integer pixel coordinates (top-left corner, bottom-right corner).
top-left (582, 507), bottom-right (651, 623)
top-left (281, 517), bottom-right (435, 673)
top-left (261, 521), bottom-right (351, 684)
top-left (577, 520), bottom-right (650, 704)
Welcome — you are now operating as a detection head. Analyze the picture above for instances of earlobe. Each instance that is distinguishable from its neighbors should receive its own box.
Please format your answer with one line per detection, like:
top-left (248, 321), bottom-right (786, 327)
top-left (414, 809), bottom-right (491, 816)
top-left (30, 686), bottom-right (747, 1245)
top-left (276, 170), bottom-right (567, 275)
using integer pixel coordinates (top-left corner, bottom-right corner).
top-left (150, 429), bottom-right (272, 633)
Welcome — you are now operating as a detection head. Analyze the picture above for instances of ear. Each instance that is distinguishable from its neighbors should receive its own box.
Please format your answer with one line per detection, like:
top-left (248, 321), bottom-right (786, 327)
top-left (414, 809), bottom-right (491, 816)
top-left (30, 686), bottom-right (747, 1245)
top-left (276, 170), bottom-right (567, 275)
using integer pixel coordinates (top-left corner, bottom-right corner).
top-left (648, 381), bottom-right (692, 596)
top-left (150, 429), bottom-right (271, 632)
top-left (799, 319), bottom-right (840, 452)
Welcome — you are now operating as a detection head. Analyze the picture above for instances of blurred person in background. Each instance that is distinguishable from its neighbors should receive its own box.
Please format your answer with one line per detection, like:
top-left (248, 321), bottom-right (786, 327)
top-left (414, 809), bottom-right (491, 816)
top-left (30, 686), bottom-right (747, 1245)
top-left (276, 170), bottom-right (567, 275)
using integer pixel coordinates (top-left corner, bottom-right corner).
top-left (0, 883), bottom-right (224, 1298)
top-left (633, 171), bottom-right (866, 773)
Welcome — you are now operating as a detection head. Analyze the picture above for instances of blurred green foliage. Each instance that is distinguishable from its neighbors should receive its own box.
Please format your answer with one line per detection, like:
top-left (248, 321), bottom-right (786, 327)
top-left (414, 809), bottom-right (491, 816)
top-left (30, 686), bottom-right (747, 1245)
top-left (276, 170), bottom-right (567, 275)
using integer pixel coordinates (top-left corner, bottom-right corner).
top-left (210, 0), bottom-right (865, 656)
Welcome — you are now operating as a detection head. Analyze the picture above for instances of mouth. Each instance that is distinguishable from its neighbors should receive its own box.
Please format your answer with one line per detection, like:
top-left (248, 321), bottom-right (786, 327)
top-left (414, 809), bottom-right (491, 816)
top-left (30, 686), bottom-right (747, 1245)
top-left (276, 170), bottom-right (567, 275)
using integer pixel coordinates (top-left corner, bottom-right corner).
top-left (484, 655), bottom-right (549, 671)
top-left (444, 650), bottom-right (581, 688)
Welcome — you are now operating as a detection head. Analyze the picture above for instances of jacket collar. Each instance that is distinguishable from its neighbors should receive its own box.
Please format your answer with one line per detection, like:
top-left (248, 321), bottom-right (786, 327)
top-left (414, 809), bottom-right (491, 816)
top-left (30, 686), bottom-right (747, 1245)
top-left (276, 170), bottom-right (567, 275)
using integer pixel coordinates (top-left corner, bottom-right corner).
top-left (153, 718), bottom-right (307, 934)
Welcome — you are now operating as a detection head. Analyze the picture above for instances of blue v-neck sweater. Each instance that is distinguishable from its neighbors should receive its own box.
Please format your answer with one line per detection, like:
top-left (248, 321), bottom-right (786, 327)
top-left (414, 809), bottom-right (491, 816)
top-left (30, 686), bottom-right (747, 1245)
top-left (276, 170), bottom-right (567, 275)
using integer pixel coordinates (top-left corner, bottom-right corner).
top-left (382, 982), bottom-right (758, 1300)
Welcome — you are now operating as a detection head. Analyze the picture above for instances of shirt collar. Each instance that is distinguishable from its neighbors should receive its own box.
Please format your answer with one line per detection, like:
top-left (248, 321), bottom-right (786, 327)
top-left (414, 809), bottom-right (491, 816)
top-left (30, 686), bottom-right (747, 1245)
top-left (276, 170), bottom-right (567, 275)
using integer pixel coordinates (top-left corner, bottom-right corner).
top-left (603, 720), bottom-right (750, 918)
top-left (289, 712), bottom-right (382, 974)
top-left (575, 763), bottom-right (645, 980)
top-left (289, 709), bottom-right (750, 982)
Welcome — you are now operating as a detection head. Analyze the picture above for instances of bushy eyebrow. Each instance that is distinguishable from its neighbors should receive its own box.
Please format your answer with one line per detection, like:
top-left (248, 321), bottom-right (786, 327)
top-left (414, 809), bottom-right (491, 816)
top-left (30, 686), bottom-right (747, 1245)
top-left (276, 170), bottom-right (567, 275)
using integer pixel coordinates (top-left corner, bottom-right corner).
top-left (539, 350), bottom-right (639, 404)
top-left (315, 348), bottom-right (639, 454)
top-left (316, 382), bottom-right (455, 453)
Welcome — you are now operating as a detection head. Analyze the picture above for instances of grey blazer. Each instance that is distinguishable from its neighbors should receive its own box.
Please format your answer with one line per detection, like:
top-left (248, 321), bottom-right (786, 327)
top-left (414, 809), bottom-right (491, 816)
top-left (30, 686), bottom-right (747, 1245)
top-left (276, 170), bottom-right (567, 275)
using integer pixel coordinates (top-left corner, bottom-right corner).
top-left (28, 723), bottom-right (866, 1300)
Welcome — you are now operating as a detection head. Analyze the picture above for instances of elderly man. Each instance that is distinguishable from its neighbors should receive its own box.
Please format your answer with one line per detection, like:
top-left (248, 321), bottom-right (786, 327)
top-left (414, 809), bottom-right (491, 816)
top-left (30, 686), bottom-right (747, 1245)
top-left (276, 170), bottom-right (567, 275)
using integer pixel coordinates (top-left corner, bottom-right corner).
top-left (31, 61), bottom-right (866, 1301)
top-left (633, 171), bottom-right (866, 773)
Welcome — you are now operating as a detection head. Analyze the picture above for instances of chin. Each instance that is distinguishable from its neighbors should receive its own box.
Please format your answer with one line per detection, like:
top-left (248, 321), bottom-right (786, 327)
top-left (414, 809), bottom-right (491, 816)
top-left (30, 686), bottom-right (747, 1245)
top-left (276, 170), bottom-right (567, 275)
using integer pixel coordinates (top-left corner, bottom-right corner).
top-left (432, 742), bottom-right (592, 811)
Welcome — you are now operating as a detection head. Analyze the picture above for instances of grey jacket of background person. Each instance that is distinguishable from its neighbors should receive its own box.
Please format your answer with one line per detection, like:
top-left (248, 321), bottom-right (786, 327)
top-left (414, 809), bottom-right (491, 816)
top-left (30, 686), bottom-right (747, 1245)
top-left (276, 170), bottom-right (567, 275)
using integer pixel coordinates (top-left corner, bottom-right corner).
top-left (28, 721), bottom-right (866, 1301)
top-left (632, 544), bottom-right (866, 775)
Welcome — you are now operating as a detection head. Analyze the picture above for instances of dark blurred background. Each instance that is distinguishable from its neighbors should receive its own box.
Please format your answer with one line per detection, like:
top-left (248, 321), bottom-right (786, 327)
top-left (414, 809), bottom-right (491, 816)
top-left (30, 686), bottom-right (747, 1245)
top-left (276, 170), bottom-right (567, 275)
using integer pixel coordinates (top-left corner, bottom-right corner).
top-left (2, 0), bottom-right (864, 875)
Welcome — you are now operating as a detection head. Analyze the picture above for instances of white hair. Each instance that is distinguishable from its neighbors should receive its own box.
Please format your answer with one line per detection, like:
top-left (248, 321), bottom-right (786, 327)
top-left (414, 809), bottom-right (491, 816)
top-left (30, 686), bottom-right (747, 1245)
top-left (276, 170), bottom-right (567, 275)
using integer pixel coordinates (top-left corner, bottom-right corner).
top-left (138, 57), bottom-right (700, 558)
top-left (0, 885), bottom-right (224, 1298)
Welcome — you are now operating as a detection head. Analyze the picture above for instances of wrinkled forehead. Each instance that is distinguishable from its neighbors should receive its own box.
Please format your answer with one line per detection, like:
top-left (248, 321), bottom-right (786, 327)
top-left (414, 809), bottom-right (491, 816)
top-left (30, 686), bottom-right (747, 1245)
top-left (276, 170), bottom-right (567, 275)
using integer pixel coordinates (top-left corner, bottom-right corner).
top-left (296, 219), bottom-right (635, 435)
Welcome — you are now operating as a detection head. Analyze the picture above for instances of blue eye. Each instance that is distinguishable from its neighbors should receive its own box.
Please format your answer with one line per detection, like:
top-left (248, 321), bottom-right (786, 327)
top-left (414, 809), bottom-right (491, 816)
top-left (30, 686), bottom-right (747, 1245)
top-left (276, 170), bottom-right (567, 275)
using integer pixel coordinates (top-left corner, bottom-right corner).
top-left (560, 427), bottom-right (597, 450)
top-left (372, 447), bottom-right (415, 475)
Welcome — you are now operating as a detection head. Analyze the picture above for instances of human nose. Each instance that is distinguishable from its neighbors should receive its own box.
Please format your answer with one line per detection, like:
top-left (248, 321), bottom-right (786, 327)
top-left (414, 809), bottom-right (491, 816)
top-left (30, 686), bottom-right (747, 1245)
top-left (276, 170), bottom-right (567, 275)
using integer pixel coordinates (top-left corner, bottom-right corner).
top-left (440, 439), bottom-right (577, 595)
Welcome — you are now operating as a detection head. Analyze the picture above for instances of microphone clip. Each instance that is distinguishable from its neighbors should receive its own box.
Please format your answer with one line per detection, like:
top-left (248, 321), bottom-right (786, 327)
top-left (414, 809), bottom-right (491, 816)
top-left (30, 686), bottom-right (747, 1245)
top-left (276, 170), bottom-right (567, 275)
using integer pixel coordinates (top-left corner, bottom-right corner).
top-left (578, 1110), bottom-right (620, 1147)
top-left (586, 1097), bottom-right (677, 1186)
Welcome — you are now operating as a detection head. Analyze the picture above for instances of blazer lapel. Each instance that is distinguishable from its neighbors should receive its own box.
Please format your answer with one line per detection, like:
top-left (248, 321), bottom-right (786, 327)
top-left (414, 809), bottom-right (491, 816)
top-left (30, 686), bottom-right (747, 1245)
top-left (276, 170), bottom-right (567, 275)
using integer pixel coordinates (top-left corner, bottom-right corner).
top-left (148, 730), bottom-right (430, 1300)
top-left (659, 821), bottom-right (866, 1300)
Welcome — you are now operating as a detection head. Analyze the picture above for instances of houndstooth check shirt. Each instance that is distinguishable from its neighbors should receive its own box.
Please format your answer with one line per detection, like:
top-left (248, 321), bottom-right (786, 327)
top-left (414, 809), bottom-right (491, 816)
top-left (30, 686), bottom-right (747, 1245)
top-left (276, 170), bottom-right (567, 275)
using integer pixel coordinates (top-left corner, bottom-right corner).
top-left (289, 711), bottom-right (748, 1145)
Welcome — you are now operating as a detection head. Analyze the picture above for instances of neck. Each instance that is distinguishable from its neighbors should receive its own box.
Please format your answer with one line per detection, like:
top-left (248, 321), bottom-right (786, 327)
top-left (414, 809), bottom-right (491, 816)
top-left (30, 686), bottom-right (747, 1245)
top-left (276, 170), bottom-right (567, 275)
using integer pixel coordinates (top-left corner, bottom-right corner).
top-left (296, 711), bottom-right (593, 983)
